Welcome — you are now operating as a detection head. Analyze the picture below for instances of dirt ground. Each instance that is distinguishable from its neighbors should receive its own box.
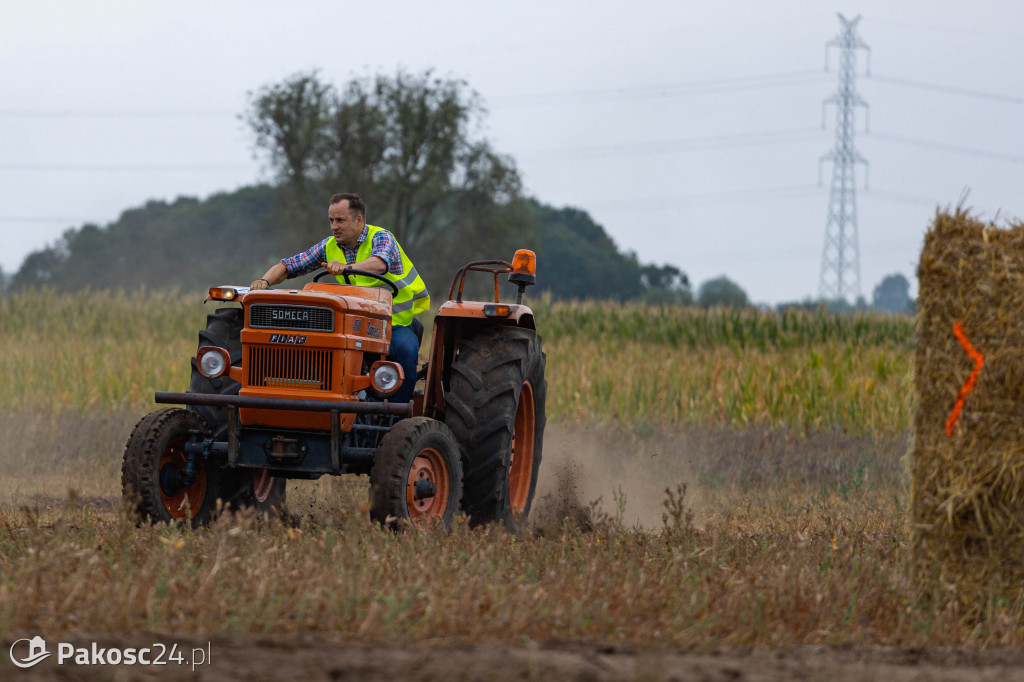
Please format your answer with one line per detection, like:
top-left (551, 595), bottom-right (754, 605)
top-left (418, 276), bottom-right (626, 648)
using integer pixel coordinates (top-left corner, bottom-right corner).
top-left (2, 418), bottom-right (1006, 680)
top-left (6, 633), bottom-right (1024, 681)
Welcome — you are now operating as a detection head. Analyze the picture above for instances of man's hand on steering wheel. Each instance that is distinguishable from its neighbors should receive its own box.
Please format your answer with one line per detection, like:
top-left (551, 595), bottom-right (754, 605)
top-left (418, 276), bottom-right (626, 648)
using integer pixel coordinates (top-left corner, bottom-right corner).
top-left (320, 260), bottom-right (350, 276)
top-left (314, 263), bottom-right (399, 296)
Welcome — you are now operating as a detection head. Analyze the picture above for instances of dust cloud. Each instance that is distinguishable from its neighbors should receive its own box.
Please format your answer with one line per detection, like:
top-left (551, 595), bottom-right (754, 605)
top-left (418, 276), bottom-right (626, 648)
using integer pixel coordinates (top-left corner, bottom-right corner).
top-left (533, 422), bottom-right (702, 531)
top-left (0, 410), bottom-right (134, 504)
top-left (531, 423), bottom-right (909, 532)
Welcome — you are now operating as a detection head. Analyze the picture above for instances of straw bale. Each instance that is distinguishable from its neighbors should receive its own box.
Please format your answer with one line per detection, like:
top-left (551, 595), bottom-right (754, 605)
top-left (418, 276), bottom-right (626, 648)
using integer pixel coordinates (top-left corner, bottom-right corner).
top-left (912, 206), bottom-right (1024, 617)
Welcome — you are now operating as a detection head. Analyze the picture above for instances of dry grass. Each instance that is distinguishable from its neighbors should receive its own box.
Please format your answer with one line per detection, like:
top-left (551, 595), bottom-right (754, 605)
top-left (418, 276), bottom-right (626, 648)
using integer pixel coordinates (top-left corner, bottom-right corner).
top-left (1, 410), bottom-right (1020, 646)
top-left (8, 289), bottom-right (1010, 647)
top-left (0, 493), bottom-right (910, 645)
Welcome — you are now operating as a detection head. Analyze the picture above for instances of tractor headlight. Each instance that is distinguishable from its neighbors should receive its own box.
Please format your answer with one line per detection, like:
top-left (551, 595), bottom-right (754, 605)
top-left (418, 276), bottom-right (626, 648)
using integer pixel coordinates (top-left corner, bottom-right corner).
top-left (370, 361), bottom-right (404, 395)
top-left (207, 286), bottom-right (243, 301)
top-left (197, 346), bottom-right (230, 378)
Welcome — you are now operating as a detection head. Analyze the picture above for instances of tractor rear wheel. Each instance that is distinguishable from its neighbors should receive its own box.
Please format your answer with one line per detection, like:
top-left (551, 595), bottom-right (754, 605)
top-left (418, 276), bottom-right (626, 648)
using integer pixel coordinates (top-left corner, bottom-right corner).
top-left (218, 467), bottom-right (288, 518)
top-left (444, 326), bottom-right (546, 529)
top-left (122, 407), bottom-right (220, 526)
top-left (368, 417), bottom-right (464, 529)
top-left (186, 306), bottom-right (286, 516)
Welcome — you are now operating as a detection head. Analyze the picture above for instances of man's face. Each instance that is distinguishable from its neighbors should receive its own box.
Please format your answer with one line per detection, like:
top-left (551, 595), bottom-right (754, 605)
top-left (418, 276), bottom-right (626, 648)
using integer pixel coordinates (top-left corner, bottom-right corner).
top-left (328, 200), bottom-right (364, 247)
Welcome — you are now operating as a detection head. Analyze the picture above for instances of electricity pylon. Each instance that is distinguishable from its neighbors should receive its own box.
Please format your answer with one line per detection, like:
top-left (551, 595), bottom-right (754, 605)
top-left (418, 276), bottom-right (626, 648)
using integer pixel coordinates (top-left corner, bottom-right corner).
top-left (818, 13), bottom-right (870, 302)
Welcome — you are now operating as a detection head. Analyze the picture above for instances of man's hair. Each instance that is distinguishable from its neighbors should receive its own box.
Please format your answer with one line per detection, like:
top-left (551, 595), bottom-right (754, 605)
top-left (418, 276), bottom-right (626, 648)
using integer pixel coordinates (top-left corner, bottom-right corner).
top-left (329, 193), bottom-right (366, 219)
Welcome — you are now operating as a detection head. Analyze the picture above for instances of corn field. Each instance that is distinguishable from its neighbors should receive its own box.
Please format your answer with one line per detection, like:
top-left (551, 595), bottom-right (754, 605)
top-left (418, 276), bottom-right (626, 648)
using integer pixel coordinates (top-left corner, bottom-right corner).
top-left (0, 290), bottom-right (914, 434)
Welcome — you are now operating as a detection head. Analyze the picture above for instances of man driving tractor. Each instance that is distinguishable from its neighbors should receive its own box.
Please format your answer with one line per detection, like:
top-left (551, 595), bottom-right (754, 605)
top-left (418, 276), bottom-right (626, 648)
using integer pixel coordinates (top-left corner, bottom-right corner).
top-left (127, 195), bottom-right (543, 529)
top-left (250, 192), bottom-right (430, 403)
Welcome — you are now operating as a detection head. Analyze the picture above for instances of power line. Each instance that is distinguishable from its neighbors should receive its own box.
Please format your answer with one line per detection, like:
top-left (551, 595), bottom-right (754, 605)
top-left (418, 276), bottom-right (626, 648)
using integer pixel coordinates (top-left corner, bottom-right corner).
top-left (2, 70), bottom-right (1018, 120)
top-left (871, 18), bottom-right (1019, 43)
top-left (546, 185), bottom-right (987, 213)
top-left (5, 127), bottom-right (1014, 171)
top-left (0, 110), bottom-right (235, 118)
top-left (503, 69), bottom-right (1022, 109)
top-left (587, 185), bottom-right (821, 210)
top-left (7, 162), bottom-right (249, 171)
top-left (0, 128), bottom-right (828, 172)
top-left (869, 132), bottom-right (1024, 164)
top-left (869, 74), bottom-right (1023, 104)
top-left (522, 127), bottom-right (825, 161)
top-left (519, 125), bottom-right (1020, 165)
top-left (0, 216), bottom-right (89, 223)
top-left (7, 124), bottom-right (1013, 170)
top-left (0, 184), bottom-right (1002, 226)
top-left (868, 189), bottom-right (948, 207)
top-left (670, 237), bottom-right (925, 264)
top-left (0, 72), bottom-right (831, 119)
top-left (492, 70), bottom-right (828, 106)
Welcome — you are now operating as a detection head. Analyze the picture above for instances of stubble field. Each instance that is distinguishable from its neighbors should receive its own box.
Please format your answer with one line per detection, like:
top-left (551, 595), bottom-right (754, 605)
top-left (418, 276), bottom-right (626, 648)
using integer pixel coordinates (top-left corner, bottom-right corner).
top-left (2, 290), bottom-right (1022, 680)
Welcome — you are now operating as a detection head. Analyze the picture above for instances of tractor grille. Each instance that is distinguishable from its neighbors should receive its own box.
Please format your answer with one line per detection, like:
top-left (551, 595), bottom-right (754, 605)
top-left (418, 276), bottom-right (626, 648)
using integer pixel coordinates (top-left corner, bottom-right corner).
top-left (249, 304), bottom-right (334, 332)
top-left (248, 346), bottom-right (334, 391)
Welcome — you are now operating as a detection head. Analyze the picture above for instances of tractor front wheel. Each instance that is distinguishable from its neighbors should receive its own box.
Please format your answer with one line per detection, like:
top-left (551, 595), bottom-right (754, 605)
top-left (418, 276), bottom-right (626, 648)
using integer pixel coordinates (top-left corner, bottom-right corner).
top-left (368, 417), bottom-right (464, 529)
top-left (121, 408), bottom-right (220, 527)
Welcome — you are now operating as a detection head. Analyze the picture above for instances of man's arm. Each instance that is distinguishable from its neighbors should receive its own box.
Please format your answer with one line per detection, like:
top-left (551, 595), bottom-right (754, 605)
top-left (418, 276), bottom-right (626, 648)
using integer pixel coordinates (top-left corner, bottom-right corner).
top-left (251, 262), bottom-right (288, 290)
top-left (251, 239), bottom-right (330, 289)
top-left (321, 256), bottom-right (387, 275)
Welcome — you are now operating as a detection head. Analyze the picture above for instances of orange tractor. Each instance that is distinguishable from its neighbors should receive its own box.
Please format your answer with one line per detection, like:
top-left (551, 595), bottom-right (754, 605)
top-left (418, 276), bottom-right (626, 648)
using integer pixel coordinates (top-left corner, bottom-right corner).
top-left (122, 251), bottom-right (546, 529)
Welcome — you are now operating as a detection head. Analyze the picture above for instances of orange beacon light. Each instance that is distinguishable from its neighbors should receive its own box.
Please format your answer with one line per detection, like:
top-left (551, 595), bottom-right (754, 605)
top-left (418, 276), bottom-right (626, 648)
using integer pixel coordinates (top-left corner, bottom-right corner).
top-left (509, 249), bottom-right (536, 304)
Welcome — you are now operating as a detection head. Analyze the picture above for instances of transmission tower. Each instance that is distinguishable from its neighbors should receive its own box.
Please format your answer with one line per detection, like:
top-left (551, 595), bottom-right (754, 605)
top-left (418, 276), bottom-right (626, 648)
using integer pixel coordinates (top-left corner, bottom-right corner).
top-left (818, 13), bottom-right (870, 302)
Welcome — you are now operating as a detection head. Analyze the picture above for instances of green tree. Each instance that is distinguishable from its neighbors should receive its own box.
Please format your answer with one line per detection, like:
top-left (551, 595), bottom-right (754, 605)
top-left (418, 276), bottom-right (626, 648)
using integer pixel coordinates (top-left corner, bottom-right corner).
top-left (10, 247), bottom-right (59, 290)
top-left (529, 201), bottom-right (643, 301)
top-left (872, 273), bottom-right (914, 314)
top-left (10, 186), bottom-right (286, 293)
top-left (246, 72), bottom-right (333, 199)
top-left (246, 70), bottom-right (529, 291)
top-left (640, 263), bottom-right (693, 305)
top-left (697, 276), bottom-right (749, 308)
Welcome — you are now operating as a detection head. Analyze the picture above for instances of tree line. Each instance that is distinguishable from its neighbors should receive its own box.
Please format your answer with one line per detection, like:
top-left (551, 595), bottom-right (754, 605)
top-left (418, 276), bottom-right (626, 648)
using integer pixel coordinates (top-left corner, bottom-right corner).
top-left (4, 69), bottom-right (913, 313)
top-left (7, 70), bottom-right (694, 304)
top-left (6, 184), bottom-right (701, 304)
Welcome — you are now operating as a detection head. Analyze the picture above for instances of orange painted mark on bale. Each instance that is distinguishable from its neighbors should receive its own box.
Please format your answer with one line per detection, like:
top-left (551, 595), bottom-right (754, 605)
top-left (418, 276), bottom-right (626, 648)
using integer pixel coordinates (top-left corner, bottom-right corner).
top-left (946, 321), bottom-right (985, 436)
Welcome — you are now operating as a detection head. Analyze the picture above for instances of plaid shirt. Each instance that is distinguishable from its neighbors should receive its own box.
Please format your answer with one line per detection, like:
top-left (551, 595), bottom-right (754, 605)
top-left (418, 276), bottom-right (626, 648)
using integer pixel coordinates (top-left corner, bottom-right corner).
top-left (281, 226), bottom-right (405, 278)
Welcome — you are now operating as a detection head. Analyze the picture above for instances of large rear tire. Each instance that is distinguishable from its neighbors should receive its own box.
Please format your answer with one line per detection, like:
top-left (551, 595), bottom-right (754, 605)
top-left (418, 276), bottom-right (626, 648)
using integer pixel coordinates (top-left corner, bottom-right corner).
top-left (185, 307), bottom-right (286, 516)
top-left (368, 417), bottom-right (464, 530)
top-left (121, 408), bottom-right (220, 527)
top-left (444, 326), bottom-right (546, 529)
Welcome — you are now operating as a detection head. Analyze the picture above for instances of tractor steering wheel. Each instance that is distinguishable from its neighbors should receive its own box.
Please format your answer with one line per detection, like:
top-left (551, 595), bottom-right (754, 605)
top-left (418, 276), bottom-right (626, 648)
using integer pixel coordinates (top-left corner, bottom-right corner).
top-left (314, 268), bottom-right (400, 296)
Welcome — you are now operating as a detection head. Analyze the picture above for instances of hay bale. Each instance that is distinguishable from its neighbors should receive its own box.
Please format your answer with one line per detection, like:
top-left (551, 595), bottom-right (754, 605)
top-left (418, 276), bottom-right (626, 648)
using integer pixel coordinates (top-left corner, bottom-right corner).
top-left (912, 206), bottom-right (1024, 616)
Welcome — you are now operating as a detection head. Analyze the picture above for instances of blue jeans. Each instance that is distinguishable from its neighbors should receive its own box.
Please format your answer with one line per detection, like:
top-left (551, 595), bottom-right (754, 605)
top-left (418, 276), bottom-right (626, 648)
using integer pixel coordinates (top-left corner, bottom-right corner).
top-left (387, 324), bottom-right (420, 404)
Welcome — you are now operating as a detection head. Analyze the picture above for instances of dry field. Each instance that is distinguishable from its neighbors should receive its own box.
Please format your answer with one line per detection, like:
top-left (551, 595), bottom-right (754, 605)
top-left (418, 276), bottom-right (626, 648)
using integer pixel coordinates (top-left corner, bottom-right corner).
top-left (2, 291), bottom-right (1022, 680)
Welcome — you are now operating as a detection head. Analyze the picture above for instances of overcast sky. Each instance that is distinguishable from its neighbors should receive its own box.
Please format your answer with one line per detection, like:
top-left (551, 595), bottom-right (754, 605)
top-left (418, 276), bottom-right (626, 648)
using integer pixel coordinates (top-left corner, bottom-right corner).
top-left (2, 0), bottom-right (1020, 304)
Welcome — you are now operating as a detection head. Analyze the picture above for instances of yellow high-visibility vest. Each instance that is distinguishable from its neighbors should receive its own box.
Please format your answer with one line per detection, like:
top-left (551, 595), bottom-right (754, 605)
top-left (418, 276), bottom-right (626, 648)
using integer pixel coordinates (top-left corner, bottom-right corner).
top-left (324, 225), bottom-right (430, 327)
